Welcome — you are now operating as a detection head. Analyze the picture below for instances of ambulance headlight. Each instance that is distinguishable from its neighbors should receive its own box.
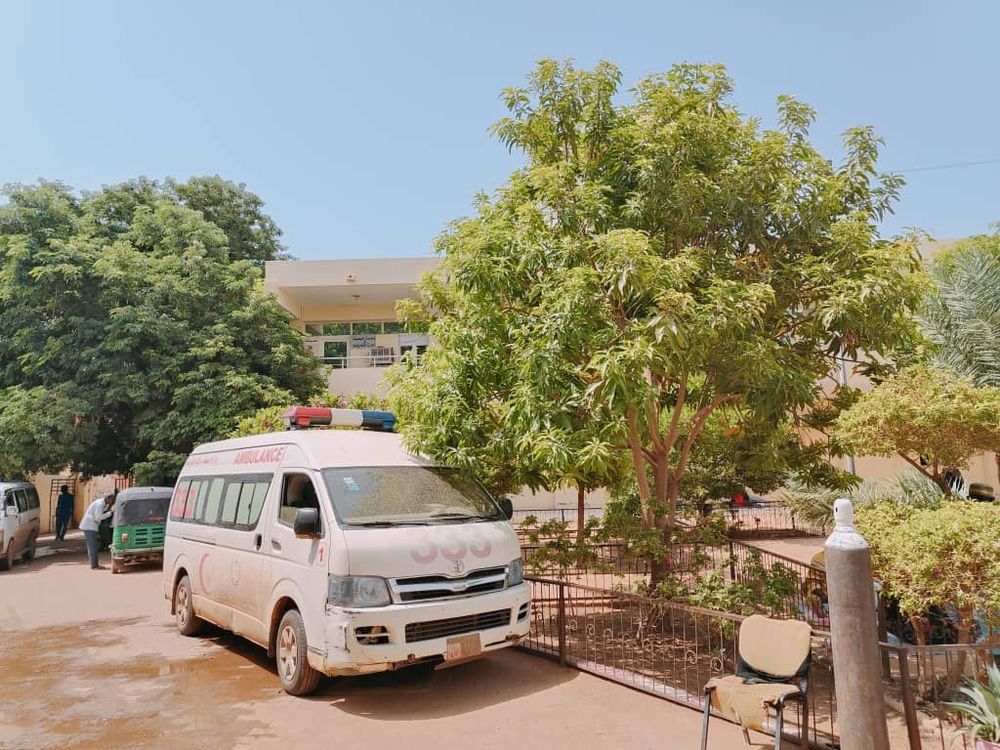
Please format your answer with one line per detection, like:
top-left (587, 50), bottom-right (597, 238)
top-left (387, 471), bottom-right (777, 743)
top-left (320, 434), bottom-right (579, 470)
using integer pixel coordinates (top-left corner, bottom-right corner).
top-left (507, 557), bottom-right (524, 586)
top-left (328, 575), bottom-right (391, 608)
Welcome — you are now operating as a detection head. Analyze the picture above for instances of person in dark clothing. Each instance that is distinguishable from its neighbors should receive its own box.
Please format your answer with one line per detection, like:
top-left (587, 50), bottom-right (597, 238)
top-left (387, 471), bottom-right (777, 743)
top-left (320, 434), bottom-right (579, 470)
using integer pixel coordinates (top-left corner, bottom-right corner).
top-left (55, 484), bottom-right (74, 541)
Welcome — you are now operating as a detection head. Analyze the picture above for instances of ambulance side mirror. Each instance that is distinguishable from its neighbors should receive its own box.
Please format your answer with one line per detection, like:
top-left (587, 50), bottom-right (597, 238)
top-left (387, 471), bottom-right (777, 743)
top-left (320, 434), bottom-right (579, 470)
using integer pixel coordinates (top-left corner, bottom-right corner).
top-left (293, 507), bottom-right (320, 537)
top-left (497, 497), bottom-right (514, 520)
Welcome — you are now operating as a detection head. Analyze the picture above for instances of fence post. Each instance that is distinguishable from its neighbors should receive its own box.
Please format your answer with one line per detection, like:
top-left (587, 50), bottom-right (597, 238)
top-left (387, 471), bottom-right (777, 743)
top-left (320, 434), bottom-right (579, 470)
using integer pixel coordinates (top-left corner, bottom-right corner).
top-left (728, 539), bottom-right (736, 582)
top-left (826, 499), bottom-right (890, 750)
top-left (895, 648), bottom-right (923, 750)
top-left (557, 582), bottom-right (567, 666)
top-left (876, 585), bottom-right (891, 677)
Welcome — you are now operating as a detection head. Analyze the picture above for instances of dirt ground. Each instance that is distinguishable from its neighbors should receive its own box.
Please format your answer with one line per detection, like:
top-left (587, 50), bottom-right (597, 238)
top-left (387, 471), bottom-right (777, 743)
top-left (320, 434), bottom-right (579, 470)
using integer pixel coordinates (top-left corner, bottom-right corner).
top-left (0, 532), bottom-right (755, 750)
top-left (747, 537), bottom-right (825, 567)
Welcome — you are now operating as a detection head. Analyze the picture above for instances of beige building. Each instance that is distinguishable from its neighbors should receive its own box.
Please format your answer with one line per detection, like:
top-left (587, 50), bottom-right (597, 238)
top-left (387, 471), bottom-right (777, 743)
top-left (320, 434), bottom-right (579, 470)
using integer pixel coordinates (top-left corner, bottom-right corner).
top-left (265, 257), bottom-right (439, 396)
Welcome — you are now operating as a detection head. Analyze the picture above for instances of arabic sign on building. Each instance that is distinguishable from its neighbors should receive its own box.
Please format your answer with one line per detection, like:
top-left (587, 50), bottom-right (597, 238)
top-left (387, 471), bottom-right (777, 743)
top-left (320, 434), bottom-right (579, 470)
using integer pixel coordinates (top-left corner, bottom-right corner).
top-left (350, 334), bottom-right (376, 349)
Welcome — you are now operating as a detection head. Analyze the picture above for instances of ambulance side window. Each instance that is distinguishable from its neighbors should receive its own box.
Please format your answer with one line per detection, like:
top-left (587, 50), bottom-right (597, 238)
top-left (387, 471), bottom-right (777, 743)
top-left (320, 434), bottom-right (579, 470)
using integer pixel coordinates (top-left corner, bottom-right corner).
top-left (219, 482), bottom-right (242, 526)
top-left (197, 478), bottom-right (225, 525)
top-left (279, 474), bottom-right (320, 530)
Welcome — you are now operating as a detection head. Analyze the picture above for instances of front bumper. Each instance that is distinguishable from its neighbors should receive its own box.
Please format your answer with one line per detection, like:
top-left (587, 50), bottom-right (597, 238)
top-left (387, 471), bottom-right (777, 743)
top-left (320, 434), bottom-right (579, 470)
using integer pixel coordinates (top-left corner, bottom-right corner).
top-left (111, 546), bottom-right (163, 563)
top-left (316, 582), bottom-right (531, 676)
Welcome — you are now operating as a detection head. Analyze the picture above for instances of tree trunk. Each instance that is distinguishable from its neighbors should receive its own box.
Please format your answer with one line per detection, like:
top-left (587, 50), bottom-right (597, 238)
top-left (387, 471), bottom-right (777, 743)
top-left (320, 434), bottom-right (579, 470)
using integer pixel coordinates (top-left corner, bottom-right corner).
top-left (947, 609), bottom-right (974, 689)
top-left (576, 482), bottom-right (585, 540)
top-left (648, 481), bottom-right (679, 590)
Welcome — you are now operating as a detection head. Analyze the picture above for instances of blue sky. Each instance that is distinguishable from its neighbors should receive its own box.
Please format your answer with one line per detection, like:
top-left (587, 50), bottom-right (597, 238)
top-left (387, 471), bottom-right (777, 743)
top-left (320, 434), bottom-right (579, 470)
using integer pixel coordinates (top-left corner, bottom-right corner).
top-left (1, 1), bottom-right (997, 259)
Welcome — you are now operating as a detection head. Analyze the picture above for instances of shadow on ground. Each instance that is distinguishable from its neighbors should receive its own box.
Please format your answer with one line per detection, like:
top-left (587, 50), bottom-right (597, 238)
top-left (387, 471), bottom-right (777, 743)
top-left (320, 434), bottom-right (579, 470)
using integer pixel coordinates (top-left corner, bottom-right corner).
top-left (309, 648), bottom-right (578, 720)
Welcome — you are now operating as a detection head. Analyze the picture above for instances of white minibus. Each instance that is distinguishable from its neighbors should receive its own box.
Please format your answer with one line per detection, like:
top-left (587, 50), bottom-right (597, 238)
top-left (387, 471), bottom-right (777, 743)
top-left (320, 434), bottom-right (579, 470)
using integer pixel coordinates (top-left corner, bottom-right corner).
top-left (163, 407), bottom-right (530, 695)
top-left (0, 480), bottom-right (41, 570)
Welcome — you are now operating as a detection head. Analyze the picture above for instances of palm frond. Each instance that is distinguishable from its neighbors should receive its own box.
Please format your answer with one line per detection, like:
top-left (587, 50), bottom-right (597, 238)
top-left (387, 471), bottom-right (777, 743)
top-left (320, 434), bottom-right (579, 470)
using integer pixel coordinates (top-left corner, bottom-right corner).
top-left (921, 247), bottom-right (1000, 386)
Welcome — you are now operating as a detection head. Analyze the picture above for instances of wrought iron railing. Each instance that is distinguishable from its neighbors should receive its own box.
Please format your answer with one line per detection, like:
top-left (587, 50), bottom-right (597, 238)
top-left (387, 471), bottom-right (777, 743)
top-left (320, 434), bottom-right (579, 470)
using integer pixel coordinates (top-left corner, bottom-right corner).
top-left (522, 576), bottom-right (839, 747)
top-left (880, 641), bottom-right (1000, 750)
top-left (520, 539), bottom-right (829, 626)
top-left (519, 573), bottom-right (996, 749)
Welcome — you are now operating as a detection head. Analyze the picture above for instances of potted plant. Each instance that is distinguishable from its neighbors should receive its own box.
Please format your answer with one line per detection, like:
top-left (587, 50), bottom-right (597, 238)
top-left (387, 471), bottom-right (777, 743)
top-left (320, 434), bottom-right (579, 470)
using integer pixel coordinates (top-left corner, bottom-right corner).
top-left (948, 663), bottom-right (1000, 749)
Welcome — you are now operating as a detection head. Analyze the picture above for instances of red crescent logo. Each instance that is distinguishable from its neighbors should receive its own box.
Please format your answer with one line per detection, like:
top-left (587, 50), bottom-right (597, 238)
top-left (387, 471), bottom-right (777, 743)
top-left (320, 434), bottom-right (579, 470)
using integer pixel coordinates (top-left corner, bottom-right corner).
top-left (441, 541), bottom-right (467, 561)
top-left (198, 553), bottom-right (210, 594)
top-left (469, 541), bottom-right (492, 558)
top-left (410, 543), bottom-right (437, 565)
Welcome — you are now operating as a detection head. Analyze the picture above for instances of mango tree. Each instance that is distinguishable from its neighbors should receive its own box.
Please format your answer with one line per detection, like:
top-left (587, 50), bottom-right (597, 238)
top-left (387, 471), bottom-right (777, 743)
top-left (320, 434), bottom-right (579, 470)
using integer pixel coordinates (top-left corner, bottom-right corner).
top-left (389, 60), bottom-right (924, 577)
top-left (835, 364), bottom-right (1000, 493)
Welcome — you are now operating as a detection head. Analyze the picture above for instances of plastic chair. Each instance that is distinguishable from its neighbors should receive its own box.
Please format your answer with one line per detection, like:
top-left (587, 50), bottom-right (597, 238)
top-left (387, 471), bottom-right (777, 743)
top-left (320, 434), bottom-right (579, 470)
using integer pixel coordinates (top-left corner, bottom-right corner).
top-left (700, 614), bottom-right (811, 750)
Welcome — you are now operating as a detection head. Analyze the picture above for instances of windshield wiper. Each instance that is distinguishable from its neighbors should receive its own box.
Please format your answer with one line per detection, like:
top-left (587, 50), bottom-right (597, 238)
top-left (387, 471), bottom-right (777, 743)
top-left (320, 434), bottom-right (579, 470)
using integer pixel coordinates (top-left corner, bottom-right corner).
top-left (351, 520), bottom-right (430, 528)
top-left (427, 511), bottom-right (496, 522)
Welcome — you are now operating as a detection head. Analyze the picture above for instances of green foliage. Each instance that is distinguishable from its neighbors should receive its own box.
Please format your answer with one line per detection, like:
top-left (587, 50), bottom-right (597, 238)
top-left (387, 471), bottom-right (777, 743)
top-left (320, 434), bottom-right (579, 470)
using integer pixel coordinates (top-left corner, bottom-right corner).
top-left (922, 232), bottom-right (1000, 388)
top-left (389, 59), bottom-right (924, 545)
top-left (520, 516), bottom-right (605, 579)
top-left (947, 663), bottom-right (1000, 744)
top-left (835, 365), bottom-right (1000, 491)
top-left (231, 406), bottom-right (289, 438)
top-left (343, 392), bottom-right (389, 411)
top-left (856, 501), bottom-right (1000, 642)
top-left (686, 550), bottom-right (798, 617)
top-left (0, 179), bottom-right (323, 481)
top-left (229, 392), bottom-right (388, 438)
top-left (169, 176), bottom-right (289, 265)
top-left (781, 470), bottom-right (943, 533)
top-left (681, 411), bottom-right (855, 502)
top-left (687, 571), bottom-right (755, 615)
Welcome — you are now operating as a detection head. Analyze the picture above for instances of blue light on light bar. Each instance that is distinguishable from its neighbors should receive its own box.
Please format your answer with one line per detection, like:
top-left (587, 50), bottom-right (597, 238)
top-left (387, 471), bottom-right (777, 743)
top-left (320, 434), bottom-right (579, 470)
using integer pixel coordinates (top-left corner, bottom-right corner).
top-left (360, 410), bottom-right (396, 432)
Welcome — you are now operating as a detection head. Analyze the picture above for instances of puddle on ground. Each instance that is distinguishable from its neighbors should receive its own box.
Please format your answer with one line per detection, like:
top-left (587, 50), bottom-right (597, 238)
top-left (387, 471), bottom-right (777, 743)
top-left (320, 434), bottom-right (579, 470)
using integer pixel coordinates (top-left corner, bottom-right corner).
top-left (0, 618), bottom-right (283, 750)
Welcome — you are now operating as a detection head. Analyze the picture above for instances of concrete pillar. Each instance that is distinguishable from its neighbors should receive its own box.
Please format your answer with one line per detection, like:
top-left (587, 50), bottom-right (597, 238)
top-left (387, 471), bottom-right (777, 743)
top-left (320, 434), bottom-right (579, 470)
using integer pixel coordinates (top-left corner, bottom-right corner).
top-left (825, 498), bottom-right (889, 750)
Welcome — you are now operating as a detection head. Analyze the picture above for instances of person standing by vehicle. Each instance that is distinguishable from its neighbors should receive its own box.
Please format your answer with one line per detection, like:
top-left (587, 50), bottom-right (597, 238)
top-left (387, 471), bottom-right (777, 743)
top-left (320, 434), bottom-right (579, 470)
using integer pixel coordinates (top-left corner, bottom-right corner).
top-left (80, 494), bottom-right (114, 570)
top-left (54, 484), bottom-right (74, 541)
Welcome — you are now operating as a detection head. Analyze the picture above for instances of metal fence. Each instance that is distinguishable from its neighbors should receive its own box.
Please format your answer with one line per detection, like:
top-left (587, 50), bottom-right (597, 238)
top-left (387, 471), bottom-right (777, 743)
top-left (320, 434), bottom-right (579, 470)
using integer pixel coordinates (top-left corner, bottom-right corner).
top-left (521, 539), bottom-right (830, 627)
top-left (511, 506), bottom-right (605, 526)
top-left (522, 576), bottom-right (840, 747)
top-left (519, 574), bottom-right (996, 749)
top-left (717, 501), bottom-right (828, 538)
top-left (881, 641), bottom-right (1000, 750)
top-left (512, 501), bottom-right (827, 540)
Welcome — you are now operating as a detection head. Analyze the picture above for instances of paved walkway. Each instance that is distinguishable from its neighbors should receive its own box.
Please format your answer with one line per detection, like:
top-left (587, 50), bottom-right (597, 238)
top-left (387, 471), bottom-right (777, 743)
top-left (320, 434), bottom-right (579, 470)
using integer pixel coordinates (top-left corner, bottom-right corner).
top-left (1, 533), bottom-right (756, 750)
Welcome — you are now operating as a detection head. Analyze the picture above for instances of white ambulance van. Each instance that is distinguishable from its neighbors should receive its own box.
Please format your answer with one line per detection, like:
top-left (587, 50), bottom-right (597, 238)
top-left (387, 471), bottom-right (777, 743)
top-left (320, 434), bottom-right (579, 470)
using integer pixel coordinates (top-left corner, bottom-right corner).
top-left (163, 407), bottom-right (530, 695)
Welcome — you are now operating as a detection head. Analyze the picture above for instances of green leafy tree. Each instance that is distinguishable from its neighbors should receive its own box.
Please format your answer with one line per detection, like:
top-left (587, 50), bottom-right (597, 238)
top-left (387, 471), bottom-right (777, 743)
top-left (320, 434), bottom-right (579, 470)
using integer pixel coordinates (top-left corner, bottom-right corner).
top-left (390, 60), bottom-right (924, 576)
top-left (857, 501), bottom-right (1000, 676)
top-left (835, 364), bottom-right (1000, 493)
top-left (0, 179), bottom-right (322, 482)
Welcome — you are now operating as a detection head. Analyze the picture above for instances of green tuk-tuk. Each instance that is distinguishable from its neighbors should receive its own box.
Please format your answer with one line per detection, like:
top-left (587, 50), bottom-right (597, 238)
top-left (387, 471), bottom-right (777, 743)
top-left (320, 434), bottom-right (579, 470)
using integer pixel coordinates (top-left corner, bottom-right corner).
top-left (110, 486), bottom-right (172, 574)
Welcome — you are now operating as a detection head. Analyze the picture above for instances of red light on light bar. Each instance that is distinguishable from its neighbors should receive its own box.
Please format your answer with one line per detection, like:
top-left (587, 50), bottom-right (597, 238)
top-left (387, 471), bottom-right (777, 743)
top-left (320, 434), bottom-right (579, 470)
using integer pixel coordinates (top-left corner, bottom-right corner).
top-left (283, 406), bottom-right (333, 428)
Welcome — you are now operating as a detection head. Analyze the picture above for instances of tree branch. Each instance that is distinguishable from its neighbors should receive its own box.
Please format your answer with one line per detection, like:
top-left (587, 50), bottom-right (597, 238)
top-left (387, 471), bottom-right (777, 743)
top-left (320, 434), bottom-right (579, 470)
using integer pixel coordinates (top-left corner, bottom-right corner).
top-left (626, 406), bottom-right (654, 526)
top-left (662, 375), bottom-right (687, 457)
top-left (644, 370), bottom-right (664, 453)
top-left (674, 393), bottom-right (739, 481)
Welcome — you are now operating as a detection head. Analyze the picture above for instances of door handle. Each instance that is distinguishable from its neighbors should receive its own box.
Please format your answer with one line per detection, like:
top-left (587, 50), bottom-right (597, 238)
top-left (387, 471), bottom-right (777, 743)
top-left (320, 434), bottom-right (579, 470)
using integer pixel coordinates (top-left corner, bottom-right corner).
top-left (254, 534), bottom-right (262, 550)
top-left (271, 539), bottom-right (282, 551)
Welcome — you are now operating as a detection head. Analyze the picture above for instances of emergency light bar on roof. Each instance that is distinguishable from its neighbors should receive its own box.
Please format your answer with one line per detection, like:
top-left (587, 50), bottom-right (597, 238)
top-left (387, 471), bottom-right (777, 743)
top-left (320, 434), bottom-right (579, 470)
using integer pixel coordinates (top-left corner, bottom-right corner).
top-left (282, 406), bottom-right (397, 432)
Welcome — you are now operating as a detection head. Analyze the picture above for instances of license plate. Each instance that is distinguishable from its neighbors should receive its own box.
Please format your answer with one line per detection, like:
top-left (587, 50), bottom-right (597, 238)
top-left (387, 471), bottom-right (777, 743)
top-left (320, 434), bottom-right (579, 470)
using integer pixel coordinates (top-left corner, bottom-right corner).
top-left (445, 633), bottom-right (482, 661)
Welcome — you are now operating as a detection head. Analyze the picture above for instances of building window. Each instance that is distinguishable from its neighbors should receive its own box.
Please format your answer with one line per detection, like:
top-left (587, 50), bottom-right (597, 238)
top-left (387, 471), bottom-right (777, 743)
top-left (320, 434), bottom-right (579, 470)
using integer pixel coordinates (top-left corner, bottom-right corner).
top-left (305, 321), bottom-right (428, 336)
top-left (323, 322), bottom-right (351, 336)
top-left (324, 340), bottom-right (348, 368)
